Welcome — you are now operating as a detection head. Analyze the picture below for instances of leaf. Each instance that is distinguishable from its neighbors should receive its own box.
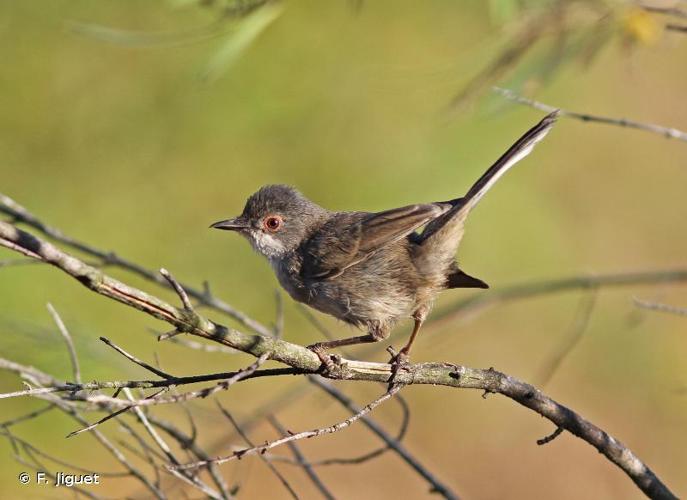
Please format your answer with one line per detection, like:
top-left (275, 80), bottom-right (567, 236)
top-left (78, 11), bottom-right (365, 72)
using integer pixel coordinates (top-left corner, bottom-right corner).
top-left (201, 2), bottom-right (284, 82)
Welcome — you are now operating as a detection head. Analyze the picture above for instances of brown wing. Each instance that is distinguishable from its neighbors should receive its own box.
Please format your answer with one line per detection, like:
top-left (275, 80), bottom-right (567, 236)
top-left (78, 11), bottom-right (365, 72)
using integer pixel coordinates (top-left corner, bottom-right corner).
top-left (301, 203), bottom-right (447, 280)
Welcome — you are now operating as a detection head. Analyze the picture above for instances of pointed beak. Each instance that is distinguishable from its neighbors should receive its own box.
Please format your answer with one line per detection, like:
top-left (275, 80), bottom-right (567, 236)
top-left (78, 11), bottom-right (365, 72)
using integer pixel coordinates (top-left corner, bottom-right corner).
top-left (209, 217), bottom-right (250, 231)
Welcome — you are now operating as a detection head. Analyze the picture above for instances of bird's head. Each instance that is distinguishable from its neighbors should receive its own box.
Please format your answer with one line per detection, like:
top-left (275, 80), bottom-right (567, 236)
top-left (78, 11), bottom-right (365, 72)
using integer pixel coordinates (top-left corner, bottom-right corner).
top-left (211, 185), bottom-right (328, 259)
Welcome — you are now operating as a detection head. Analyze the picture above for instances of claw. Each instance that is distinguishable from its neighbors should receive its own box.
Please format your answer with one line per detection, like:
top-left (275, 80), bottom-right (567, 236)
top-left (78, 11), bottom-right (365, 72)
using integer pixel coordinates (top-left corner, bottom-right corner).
top-left (387, 348), bottom-right (410, 386)
top-left (307, 343), bottom-right (339, 375)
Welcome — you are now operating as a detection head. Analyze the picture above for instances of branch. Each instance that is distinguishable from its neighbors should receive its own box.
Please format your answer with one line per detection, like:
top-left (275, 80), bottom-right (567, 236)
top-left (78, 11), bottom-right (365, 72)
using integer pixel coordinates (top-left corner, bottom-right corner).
top-left (0, 220), bottom-right (678, 500)
top-left (535, 290), bottom-right (598, 387)
top-left (494, 87), bottom-right (687, 142)
top-left (0, 193), bottom-right (272, 337)
top-left (634, 298), bottom-right (687, 317)
top-left (173, 384), bottom-right (404, 471)
top-left (46, 303), bottom-right (81, 383)
top-left (430, 268), bottom-right (687, 329)
top-left (216, 402), bottom-right (298, 500)
top-left (268, 415), bottom-right (335, 500)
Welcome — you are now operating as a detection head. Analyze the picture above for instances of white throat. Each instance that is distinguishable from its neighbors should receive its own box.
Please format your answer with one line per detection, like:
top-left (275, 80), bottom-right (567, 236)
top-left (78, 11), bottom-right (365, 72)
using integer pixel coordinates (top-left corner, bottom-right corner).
top-left (247, 230), bottom-right (287, 259)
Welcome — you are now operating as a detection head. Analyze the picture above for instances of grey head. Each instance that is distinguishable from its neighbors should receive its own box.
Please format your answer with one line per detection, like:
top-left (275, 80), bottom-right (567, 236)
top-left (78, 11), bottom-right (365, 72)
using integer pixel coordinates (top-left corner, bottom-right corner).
top-left (211, 185), bottom-right (329, 259)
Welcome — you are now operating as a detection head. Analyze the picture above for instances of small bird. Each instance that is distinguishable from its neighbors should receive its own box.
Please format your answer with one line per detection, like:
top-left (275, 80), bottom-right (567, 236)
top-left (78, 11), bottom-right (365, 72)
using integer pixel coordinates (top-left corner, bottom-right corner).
top-left (211, 112), bottom-right (557, 367)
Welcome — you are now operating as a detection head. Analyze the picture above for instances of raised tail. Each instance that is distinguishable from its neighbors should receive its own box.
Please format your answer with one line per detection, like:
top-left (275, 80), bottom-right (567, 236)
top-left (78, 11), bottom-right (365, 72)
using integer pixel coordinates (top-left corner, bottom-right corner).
top-left (462, 110), bottom-right (558, 210)
top-left (414, 111), bottom-right (558, 273)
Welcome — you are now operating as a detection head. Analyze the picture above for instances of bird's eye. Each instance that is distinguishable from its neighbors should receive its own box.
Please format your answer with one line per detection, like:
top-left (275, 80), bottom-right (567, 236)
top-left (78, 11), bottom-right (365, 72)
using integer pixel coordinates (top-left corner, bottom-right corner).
top-left (263, 215), bottom-right (283, 232)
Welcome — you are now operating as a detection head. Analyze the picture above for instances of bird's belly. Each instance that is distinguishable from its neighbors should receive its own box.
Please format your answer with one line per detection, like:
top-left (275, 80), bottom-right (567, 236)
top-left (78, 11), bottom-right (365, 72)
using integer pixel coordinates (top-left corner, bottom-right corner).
top-left (272, 252), bottom-right (427, 329)
top-left (303, 277), bottom-right (416, 328)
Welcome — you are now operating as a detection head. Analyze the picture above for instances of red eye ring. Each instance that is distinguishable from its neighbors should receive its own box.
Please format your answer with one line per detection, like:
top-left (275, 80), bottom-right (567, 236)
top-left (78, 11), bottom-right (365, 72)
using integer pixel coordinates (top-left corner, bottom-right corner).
top-left (263, 215), bottom-right (283, 232)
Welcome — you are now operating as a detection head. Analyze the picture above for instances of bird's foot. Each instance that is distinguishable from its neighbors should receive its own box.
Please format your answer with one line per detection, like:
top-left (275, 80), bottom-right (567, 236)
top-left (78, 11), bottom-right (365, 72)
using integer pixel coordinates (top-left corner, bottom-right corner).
top-left (307, 343), bottom-right (341, 376)
top-left (386, 346), bottom-right (411, 384)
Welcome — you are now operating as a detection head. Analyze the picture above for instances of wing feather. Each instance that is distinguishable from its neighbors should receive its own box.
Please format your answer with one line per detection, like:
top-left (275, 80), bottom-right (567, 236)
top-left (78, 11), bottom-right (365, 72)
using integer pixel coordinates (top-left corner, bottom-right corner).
top-left (302, 203), bottom-right (446, 279)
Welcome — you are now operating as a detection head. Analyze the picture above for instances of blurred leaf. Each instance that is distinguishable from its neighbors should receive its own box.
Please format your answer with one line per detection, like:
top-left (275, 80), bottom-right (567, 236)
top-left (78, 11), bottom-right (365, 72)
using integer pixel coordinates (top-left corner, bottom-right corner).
top-left (622, 7), bottom-right (663, 45)
top-left (68, 20), bottom-right (227, 48)
top-left (201, 2), bottom-right (283, 81)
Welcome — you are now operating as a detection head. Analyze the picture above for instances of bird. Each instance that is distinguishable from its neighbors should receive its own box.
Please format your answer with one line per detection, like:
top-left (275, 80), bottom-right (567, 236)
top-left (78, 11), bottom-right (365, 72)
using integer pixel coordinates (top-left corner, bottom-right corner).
top-left (211, 111), bottom-right (557, 368)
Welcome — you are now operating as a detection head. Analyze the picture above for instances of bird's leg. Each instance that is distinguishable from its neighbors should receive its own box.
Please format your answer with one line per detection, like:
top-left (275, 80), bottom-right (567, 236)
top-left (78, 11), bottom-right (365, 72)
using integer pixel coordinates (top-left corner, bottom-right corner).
top-left (391, 307), bottom-right (428, 368)
top-left (308, 335), bottom-right (378, 374)
top-left (308, 322), bottom-right (389, 375)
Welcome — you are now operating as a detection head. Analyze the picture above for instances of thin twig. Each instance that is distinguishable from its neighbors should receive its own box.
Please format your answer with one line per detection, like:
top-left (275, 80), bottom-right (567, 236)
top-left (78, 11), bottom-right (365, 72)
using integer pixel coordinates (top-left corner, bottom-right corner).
top-left (641, 4), bottom-right (687, 19)
top-left (147, 415), bottom-right (232, 499)
top-left (282, 392), bottom-right (411, 467)
top-left (100, 336), bottom-right (174, 379)
top-left (494, 86), bottom-right (687, 142)
top-left (537, 426), bottom-right (564, 446)
top-left (0, 427), bottom-right (128, 477)
top-left (174, 384), bottom-right (403, 470)
top-left (66, 388), bottom-right (168, 439)
top-left (307, 377), bottom-right (457, 500)
top-left (0, 192), bottom-right (273, 337)
top-left (0, 404), bottom-right (55, 427)
top-left (634, 298), bottom-right (687, 317)
top-left (43, 394), bottom-right (166, 500)
top-left (117, 421), bottom-right (165, 490)
top-left (123, 388), bottom-right (224, 500)
top-left (46, 303), bottom-right (81, 383)
top-left (430, 268), bottom-right (687, 331)
top-left (160, 268), bottom-right (194, 312)
top-left (0, 358), bottom-right (300, 400)
top-left (0, 258), bottom-right (43, 267)
top-left (217, 402), bottom-right (299, 500)
top-left (535, 290), bottom-right (598, 387)
top-left (268, 415), bottom-right (335, 500)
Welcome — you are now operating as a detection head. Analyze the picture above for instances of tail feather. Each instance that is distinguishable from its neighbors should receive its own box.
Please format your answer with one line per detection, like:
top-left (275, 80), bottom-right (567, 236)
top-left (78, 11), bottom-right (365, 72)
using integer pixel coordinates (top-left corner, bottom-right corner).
top-left (463, 110), bottom-right (558, 208)
top-left (414, 111), bottom-right (558, 274)
top-left (446, 269), bottom-right (489, 289)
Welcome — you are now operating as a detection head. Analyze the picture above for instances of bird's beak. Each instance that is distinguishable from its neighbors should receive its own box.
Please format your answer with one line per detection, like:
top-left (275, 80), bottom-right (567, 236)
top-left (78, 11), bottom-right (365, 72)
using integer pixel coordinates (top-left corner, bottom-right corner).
top-left (209, 217), bottom-right (250, 231)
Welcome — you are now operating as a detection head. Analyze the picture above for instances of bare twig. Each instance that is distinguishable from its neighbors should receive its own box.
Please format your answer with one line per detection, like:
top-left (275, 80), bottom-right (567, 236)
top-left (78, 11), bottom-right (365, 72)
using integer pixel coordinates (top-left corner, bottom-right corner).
top-left (46, 303), bottom-right (81, 383)
top-left (217, 402), bottom-right (299, 500)
top-left (537, 426), bottom-right (564, 446)
top-left (146, 415), bottom-right (232, 499)
top-left (100, 336), bottom-right (174, 379)
top-left (494, 87), bottom-right (687, 142)
top-left (641, 4), bottom-right (687, 19)
top-left (0, 357), bottom-right (300, 400)
top-left (309, 393), bottom-right (410, 466)
top-left (268, 415), bottom-right (335, 500)
top-left (123, 388), bottom-right (225, 500)
top-left (634, 298), bottom-right (687, 317)
top-left (0, 192), bottom-right (273, 337)
top-left (65, 387), bottom-right (168, 439)
top-left (430, 268), bottom-right (687, 330)
top-left (174, 384), bottom-right (404, 470)
top-left (535, 290), bottom-right (598, 387)
top-left (0, 258), bottom-right (43, 267)
top-left (0, 427), bottom-right (128, 477)
top-left (0, 404), bottom-right (55, 427)
top-left (160, 268), bottom-right (194, 313)
top-left (117, 421), bottom-right (165, 490)
top-left (43, 394), bottom-right (166, 500)
top-left (307, 377), bottom-right (457, 500)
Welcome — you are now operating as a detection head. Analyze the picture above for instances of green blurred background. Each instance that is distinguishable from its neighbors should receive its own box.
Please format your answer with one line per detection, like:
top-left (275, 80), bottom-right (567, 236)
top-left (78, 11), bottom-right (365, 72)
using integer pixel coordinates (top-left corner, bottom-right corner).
top-left (1, 1), bottom-right (686, 498)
